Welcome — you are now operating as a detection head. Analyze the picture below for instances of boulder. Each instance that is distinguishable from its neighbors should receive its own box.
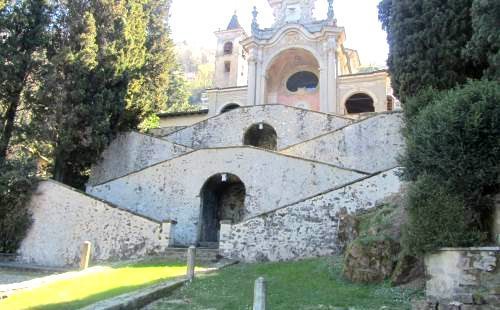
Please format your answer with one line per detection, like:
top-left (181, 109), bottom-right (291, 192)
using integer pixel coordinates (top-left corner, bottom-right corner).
top-left (343, 237), bottom-right (400, 283)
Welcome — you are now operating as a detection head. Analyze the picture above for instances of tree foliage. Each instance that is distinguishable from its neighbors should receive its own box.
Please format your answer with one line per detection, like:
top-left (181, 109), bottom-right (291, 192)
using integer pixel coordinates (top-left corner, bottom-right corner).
top-left (0, 155), bottom-right (37, 253)
top-left (465, 0), bottom-right (500, 80)
top-left (403, 174), bottom-right (484, 255)
top-left (0, 0), bottom-right (51, 163)
top-left (0, 0), bottom-right (183, 252)
top-left (378, 0), bottom-right (486, 101)
top-left (23, 0), bottom-right (178, 188)
top-left (401, 80), bottom-right (500, 253)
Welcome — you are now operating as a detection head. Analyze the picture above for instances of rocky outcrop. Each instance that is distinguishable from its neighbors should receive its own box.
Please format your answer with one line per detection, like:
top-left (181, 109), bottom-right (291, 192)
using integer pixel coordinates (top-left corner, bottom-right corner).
top-left (342, 192), bottom-right (424, 285)
top-left (343, 238), bottom-right (400, 283)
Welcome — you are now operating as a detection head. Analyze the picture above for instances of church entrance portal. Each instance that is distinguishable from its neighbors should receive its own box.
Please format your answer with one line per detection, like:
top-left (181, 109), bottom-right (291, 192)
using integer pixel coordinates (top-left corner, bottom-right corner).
top-left (199, 173), bottom-right (246, 247)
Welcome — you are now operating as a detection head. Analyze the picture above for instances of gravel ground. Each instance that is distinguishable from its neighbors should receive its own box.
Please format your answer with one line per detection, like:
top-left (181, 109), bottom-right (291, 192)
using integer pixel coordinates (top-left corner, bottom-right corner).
top-left (0, 268), bottom-right (52, 286)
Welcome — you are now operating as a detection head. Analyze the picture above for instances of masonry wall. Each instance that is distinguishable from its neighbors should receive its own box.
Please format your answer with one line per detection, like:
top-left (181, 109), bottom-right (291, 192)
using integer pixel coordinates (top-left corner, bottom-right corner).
top-left (206, 87), bottom-right (248, 116)
top-left (18, 181), bottom-right (172, 267)
top-left (425, 248), bottom-right (500, 307)
top-left (163, 104), bottom-right (352, 150)
top-left (87, 147), bottom-right (367, 246)
top-left (158, 114), bottom-right (209, 127)
top-left (219, 168), bottom-right (404, 262)
top-left (87, 132), bottom-right (192, 186)
top-left (282, 112), bottom-right (405, 173)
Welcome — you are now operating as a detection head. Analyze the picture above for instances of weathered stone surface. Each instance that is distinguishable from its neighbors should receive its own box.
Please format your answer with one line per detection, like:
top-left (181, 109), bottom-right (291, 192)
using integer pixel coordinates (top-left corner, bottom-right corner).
top-left (391, 255), bottom-right (425, 286)
top-left (163, 105), bottom-right (352, 150)
top-left (219, 168), bottom-right (404, 262)
top-left (87, 147), bottom-right (367, 246)
top-left (282, 112), bottom-right (405, 173)
top-left (425, 248), bottom-right (500, 307)
top-left (87, 132), bottom-right (192, 186)
top-left (343, 238), bottom-right (400, 283)
top-left (336, 208), bottom-right (359, 252)
top-left (18, 181), bottom-right (171, 267)
top-left (493, 194), bottom-right (500, 245)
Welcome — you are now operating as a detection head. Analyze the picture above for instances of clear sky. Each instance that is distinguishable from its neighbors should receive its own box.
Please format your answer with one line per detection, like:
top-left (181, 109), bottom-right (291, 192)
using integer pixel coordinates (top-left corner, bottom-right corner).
top-left (170, 0), bottom-right (388, 67)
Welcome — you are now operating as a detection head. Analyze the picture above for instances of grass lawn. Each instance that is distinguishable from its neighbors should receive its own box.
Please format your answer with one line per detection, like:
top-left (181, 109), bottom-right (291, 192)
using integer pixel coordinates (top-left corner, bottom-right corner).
top-left (0, 259), bottom-right (202, 310)
top-left (146, 257), bottom-right (423, 310)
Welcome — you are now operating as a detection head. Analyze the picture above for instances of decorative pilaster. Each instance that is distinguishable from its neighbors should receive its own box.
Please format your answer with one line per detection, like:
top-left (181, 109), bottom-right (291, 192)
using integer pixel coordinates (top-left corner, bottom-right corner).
top-left (247, 50), bottom-right (258, 106)
top-left (326, 38), bottom-right (338, 113)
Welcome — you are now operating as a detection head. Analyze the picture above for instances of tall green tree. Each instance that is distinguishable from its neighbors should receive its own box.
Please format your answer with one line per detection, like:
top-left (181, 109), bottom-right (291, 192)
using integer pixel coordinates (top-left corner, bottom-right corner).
top-left (165, 63), bottom-right (192, 112)
top-left (30, 0), bottom-right (178, 187)
top-left (378, 0), bottom-right (485, 101)
top-left (0, 0), bottom-right (51, 163)
top-left (465, 0), bottom-right (500, 80)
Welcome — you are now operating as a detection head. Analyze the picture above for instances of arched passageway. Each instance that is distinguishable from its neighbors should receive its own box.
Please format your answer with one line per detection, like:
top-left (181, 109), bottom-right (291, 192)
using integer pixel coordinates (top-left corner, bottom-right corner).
top-left (345, 93), bottom-right (375, 114)
top-left (243, 123), bottom-right (278, 150)
top-left (199, 173), bottom-right (246, 247)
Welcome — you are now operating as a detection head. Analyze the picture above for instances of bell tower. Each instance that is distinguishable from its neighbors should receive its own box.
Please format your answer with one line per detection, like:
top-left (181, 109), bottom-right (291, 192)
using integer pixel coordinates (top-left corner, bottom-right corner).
top-left (213, 13), bottom-right (248, 88)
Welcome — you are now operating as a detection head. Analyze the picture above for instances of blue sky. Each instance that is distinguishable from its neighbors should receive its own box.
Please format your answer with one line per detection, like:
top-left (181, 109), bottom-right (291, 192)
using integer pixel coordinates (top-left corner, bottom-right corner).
top-left (170, 0), bottom-right (388, 66)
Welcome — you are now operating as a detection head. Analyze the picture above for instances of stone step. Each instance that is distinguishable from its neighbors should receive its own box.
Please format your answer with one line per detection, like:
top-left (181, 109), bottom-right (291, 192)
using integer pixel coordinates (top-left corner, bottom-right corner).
top-left (159, 247), bottom-right (221, 262)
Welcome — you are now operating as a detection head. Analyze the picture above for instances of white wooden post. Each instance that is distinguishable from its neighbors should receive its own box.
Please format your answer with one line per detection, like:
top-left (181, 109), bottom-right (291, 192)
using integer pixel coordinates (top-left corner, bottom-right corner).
top-left (253, 277), bottom-right (267, 310)
top-left (79, 241), bottom-right (92, 270)
top-left (186, 245), bottom-right (196, 282)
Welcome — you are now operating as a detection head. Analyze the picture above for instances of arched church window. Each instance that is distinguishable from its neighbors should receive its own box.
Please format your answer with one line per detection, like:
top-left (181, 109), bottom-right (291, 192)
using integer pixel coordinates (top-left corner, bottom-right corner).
top-left (223, 42), bottom-right (233, 55)
top-left (286, 71), bottom-right (319, 92)
top-left (345, 93), bottom-right (375, 114)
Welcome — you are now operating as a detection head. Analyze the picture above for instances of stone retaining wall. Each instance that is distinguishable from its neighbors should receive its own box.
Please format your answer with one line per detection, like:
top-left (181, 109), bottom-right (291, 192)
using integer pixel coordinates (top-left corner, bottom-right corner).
top-left (18, 181), bottom-right (173, 267)
top-left (87, 147), bottom-right (367, 246)
top-left (425, 247), bottom-right (500, 308)
top-left (88, 132), bottom-right (192, 186)
top-left (219, 168), bottom-right (404, 262)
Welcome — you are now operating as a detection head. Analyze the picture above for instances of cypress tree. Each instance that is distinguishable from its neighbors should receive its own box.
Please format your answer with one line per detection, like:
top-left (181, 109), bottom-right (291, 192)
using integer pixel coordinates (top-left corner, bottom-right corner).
top-left (465, 0), bottom-right (500, 80)
top-left (0, 0), bottom-right (51, 163)
top-left (30, 0), bottom-right (178, 187)
top-left (378, 0), bottom-right (485, 101)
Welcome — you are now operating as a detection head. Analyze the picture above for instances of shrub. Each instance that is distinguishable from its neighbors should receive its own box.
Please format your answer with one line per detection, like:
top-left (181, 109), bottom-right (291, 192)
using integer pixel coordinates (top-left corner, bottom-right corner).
top-left (402, 80), bottom-right (500, 208)
top-left (0, 156), bottom-right (38, 253)
top-left (401, 80), bottom-right (500, 254)
top-left (403, 175), bottom-right (484, 255)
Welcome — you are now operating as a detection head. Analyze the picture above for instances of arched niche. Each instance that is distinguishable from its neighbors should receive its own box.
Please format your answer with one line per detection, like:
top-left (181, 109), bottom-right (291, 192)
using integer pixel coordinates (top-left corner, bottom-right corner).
top-left (243, 123), bottom-right (278, 151)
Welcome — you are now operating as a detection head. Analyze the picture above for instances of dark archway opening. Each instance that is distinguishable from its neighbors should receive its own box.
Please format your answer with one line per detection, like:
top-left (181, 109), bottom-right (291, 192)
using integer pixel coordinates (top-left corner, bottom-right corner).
top-left (345, 93), bottom-right (375, 114)
top-left (220, 103), bottom-right (240, 114)
top-left (199, 173), bottom-right (246, 247)
top-left (243, 123), bottom-right (278, 150)
top-left (223, 42), bottom-right (233, 55)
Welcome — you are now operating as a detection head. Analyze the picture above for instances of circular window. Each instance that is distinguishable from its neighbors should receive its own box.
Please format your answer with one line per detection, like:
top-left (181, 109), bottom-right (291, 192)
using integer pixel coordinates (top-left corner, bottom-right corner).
top-left (286, 71), bottom-right (318, 92)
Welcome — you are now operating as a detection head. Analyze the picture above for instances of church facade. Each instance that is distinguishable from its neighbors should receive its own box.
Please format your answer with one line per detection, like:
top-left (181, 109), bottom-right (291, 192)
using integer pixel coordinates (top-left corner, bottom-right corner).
top-left (17, 0), bottom-right (406, 267)
top-left (161, 0), bottom-right (398, 128)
